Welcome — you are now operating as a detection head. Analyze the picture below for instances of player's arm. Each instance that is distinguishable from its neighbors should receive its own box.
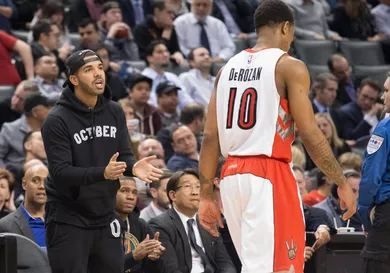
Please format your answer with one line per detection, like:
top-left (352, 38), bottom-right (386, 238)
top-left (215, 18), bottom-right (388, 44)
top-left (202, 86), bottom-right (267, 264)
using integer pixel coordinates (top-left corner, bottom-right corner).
top-left (281, 56), bottom-right (345, 186)
top-left (199, 69), bottom-right (222, 199)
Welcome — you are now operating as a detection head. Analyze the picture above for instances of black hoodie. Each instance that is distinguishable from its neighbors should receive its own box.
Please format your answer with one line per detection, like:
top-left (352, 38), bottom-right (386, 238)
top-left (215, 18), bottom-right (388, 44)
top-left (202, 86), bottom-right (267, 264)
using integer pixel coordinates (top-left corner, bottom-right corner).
top-left (41, 85), bottom-right (137, 227)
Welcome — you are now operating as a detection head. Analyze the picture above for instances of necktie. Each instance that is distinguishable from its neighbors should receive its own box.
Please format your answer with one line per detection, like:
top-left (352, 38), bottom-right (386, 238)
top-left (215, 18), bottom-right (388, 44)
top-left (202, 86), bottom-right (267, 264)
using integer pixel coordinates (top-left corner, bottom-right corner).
top-left (198, 22), bottom-right (211, 53)
top-left (133, 0), bottom-right (143, 24)
top-left (187, 219), bottom-right (212, 273)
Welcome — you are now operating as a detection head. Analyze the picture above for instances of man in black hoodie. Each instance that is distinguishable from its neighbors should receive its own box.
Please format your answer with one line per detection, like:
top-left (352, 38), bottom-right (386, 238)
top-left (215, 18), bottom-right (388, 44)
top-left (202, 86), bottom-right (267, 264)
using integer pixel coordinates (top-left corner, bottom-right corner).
top-left (41, 49), bottom-right (163, 273)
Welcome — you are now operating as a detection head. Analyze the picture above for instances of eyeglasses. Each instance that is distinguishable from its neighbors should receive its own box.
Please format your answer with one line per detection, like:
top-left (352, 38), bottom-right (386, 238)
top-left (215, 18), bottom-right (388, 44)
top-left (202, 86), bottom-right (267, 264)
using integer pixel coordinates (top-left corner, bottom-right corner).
top-left (177, 184), bottom-right (201, 192)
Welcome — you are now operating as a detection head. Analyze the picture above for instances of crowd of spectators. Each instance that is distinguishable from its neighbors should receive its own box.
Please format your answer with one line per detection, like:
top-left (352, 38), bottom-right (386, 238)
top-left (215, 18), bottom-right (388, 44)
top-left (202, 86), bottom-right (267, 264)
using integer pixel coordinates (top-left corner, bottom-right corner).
top-left (0, 0), bottom-right (389, 272)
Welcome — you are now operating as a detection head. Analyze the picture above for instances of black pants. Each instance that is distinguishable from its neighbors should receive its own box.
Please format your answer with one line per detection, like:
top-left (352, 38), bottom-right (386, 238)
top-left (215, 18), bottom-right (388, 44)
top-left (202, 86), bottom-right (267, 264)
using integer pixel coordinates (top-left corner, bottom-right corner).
top-left (46, 219), bottom-right (124, 273)
top-left (362, 200), bottom-right (390, 273)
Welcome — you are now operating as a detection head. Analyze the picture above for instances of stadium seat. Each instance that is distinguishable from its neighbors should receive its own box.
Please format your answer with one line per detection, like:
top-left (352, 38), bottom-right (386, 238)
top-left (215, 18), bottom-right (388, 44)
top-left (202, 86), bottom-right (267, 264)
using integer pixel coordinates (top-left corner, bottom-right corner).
top-left (353, 65), bottom-right (390, 87)
top-left (166, 62), bottom-right (190, 76)
top-left (68, 33), bottom-right (81, 48)
top-left (307, 65), bottom-right (329, 80)
top-left (294, 40), bottom-right (337, 65)
top-left (248, 32), bottom-right (257, 48)
top-left (126, 61), bottom-right (147, 72)
top-left (339, 41), bottom-right (386, 66)
top-left (233, 37), bottom-right (249, 54)
top-left (11, 30), bottom-right (28, 42)
top-left (211, 61), bottom-right (226, 76)
top-left (1, 233), bottom-right (51, 273)
top-left (0, 86), bottom-right (15, 102)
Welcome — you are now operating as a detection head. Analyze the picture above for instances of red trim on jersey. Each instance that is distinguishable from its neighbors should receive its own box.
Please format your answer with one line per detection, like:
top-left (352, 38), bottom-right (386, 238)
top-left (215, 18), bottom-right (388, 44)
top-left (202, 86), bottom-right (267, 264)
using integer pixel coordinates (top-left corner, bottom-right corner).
top-left (245, 47), bottom-right (271, 53)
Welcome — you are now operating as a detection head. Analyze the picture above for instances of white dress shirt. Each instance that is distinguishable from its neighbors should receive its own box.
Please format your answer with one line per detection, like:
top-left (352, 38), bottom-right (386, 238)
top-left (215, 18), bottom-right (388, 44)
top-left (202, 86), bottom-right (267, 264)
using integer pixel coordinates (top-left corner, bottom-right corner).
top-left (174, 13), bottom-right (236, 60)
top-left (174, 207), bottom-right (205, 273)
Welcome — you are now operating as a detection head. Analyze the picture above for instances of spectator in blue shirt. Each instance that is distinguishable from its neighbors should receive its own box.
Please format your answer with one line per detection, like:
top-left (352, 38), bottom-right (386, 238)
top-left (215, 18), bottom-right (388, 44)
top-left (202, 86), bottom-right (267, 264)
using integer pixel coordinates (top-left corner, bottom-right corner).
top-left (0, 163), bottom-right (47, 250)
top-left (0, 0), bottom-right (17, 33)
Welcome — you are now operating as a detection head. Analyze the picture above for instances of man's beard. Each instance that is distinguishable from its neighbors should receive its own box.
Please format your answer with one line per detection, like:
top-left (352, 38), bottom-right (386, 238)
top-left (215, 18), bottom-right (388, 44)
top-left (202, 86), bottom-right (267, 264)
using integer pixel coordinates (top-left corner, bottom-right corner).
top-left (157, 198), bottom-right (170, 210)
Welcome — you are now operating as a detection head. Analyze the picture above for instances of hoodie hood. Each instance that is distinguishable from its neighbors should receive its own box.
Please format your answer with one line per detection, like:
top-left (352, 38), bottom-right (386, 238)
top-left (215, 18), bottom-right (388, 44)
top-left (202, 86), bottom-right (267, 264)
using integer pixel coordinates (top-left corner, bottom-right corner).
top-left (57, 84), bottom-right (112, 114)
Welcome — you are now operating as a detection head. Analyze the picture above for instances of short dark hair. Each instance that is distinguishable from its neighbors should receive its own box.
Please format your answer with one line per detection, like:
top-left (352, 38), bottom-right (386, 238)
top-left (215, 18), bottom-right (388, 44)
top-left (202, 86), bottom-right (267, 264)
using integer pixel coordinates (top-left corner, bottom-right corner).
top-left (23, 131), bottom-right (37, 154)
top-left (188, 47), bottom-right (205, 62)
top-left (41, 0), bottom-right (64, 19)
top-left (153, 0), bottom-right (166, 12)
top-left (254, 0), bottom-right (294, 31)
top-left (166, 169), bottom-right (199, 204)
top-left (78, 18), bottom-right (98, 31)
top-left (32, 19), bottom-right (56, 42)
top-left (0, 168), bottom-right (15, 193)
top-left (359, 78), bottom-right (381, 93)
top-left (312, 73), bottom-right (338, 97)
top-left (89, 43), bottom-right (111, 60)
top-left (145, 40), bottom-right (167, 63)
top-left (316, 171), bottom-right (327, 188)
top-left (150, 169), bottom-right (173, 190)
top-left (180, 103), bottom-right (205, 125)
top-left (292, 165), bottom-right (304, 174)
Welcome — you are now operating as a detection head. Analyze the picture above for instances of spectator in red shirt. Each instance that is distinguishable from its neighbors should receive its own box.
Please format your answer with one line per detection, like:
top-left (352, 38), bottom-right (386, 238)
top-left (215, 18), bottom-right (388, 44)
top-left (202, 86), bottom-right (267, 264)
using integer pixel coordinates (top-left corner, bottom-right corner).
top-left (0, 30), bottom-right (34, 85)
top-left (303, 170), bottom-right (333, 206)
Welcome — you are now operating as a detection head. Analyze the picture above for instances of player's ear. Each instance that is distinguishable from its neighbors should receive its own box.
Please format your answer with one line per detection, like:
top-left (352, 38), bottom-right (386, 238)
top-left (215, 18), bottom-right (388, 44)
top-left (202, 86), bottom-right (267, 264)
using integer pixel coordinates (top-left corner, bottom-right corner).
top-left (281, 21), bottom-right (290, 35)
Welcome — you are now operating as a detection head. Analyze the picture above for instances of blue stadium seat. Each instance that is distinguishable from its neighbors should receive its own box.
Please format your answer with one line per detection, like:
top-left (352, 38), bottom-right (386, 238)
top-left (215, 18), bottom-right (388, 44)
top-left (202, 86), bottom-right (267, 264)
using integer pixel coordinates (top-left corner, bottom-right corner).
top-left (339, 41), bottom-right (386, 66)
top-left (294, 40), bottom-right (337, 65)
top-left (0, 86), bottom-right (15, 102)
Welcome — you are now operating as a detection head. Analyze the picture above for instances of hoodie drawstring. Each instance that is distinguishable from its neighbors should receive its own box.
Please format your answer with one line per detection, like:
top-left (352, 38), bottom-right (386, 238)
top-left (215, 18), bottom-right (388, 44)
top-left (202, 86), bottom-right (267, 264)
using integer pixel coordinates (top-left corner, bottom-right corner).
top-left (90, 108), bottom-right (96, 137)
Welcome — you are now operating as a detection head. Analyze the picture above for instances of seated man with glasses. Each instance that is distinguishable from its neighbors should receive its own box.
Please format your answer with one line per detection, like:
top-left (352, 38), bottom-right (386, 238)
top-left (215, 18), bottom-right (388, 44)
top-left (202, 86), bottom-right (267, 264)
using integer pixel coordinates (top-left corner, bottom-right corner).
top-left (149, 168), bottom-right (236, 273)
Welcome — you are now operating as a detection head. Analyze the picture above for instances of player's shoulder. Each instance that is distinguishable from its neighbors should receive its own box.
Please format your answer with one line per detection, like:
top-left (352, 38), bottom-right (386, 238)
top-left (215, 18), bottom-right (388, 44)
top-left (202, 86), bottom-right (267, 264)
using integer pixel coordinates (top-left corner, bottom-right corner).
top-left (374, 117), bottom-right (390, 135)
top-left (277, 54), bottom-right (309, 78)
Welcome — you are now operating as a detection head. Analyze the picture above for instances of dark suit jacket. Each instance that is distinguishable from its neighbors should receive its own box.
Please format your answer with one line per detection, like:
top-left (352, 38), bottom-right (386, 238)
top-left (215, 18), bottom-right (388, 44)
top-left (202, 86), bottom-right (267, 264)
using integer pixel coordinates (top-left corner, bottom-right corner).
top-left (149, 208), bottom-right (236, 273)
top-left (0, 207), bottom-right (35, 241)
top-left (338, 102), bottom-right (373, 140)
top-left (117, 0), bottom-right (153, 30)
top-left (311, 101), bottom-right (344, 139)
top-left (212, 0), bottom-right (254, 33)
top-left (334, 80), bottom-right (357, 108)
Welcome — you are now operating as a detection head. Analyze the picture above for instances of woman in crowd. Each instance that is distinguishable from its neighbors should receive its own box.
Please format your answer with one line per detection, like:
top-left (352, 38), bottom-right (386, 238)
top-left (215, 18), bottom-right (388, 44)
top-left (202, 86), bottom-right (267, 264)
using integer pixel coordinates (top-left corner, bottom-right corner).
top-left (0, 168), bottom-right (16, 219)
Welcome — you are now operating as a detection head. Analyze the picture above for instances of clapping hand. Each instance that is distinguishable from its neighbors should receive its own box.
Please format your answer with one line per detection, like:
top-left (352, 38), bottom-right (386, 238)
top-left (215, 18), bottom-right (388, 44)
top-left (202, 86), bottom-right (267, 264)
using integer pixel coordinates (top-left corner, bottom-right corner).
top-left (132, 155), bottom-right (163, 183)
top-left (147, 232), bottom-right (166, 261)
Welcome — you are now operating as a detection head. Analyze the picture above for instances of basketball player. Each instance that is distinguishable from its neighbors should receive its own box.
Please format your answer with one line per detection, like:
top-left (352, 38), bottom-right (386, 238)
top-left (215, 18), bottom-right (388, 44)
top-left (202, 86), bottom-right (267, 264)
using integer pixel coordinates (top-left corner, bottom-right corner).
top-left (198, 1), bottom-right (356, 273)
top-left (41, 50), bottom-right (163, 273)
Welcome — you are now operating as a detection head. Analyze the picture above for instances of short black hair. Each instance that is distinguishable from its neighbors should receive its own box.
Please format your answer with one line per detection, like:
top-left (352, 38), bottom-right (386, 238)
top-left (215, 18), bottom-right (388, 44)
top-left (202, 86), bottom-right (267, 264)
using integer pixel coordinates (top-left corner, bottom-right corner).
top-left (145, 40), bottom-right (167, 64)
top-left (316, 171), bottom-right (327, 188)
top-left (188, 47), bottom-right (207, 62)
top-left (359, 78), bottom-right (381, 93)
top-left (150, 169), bottom-right (173, 190)
top-left (78, 18), bottom-right (98, 31)
top-left (166, 169), bottom-right (199, 204)
top-left (32, 19), bottom-right (56, 42)
top-left (180, 103), bottom-right (205, 125)
top-left (254, 0), bottom-right (294, 31)
top-left (89, 43), bottom-right (111, 60)
top-left (153, 0), bottom-right (166, 12)
top-left (23, 131), bottom-right (36, 154)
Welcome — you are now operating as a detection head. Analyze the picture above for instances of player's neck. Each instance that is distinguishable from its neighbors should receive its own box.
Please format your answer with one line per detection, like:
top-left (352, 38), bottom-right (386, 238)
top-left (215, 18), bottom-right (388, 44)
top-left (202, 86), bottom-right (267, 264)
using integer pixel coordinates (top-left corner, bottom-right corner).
top-left (75, 88), bottom-right (98, 109)
top-left (24, 200), bottom-right (45, 220)
top-left (253, 33), bottom-right (283, 51)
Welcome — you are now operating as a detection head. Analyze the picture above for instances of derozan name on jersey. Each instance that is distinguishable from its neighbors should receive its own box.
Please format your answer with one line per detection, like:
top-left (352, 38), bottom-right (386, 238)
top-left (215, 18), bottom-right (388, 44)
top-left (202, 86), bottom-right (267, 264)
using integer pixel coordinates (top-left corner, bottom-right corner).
top-left (228, 67), bottom-right (262, 82)
top-left (73, 125), bottom-right (117, 144)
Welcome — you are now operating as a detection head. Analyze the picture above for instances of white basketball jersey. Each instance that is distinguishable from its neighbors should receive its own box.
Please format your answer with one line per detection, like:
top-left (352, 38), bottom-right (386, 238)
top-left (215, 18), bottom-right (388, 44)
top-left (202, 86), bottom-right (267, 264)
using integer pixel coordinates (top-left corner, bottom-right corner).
top-left (216, 48), bottom-right (295, 163)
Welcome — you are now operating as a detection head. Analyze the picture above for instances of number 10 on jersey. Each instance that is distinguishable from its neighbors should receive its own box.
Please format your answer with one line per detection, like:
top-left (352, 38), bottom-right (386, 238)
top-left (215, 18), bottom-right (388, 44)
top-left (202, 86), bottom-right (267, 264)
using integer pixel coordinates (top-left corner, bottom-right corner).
top-left (226, 87), bottom-right (258, 130)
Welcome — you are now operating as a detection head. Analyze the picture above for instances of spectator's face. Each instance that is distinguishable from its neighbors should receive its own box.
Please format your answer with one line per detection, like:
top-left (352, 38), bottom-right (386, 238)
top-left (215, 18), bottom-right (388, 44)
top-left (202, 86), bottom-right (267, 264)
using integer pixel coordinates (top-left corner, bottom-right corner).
top-left (103, 8), bottom-right (122, 28)
top-left (0, 178), bottom-right (11, 208)
top-left (151, 178), bottom-right (170, 210)
top-left (148, 44), bottom-right (170, 67)
top-left (72, 58), bottom-right (106, 96)
top-left (22, 165), bottom-right (48, 205)
top-left (357, 84), bottom-right (379, 112)
top-left (129, 82), bottom-right (151, 105)
top-left (381, 77), bottom-right (390, 113)
top-left (78, 23), bottom-right (100, 47)
top-left (170, 174), bottom-right (200, 212)
top-left (150, 158), bottom-right (166, 169)
top-left (51, 12), bottom-right (64, 26)
top-left (190, 47), bottom-right (211, 70)
top-left (24, 132), bottom-right (47, 161)
top-left (11, 85), bottom-right (31, 112)
top-left (116, 179), bottom-right (137, 214)
top-left (332, 58), bottom-right (351, 83)
top-left (346, 176), bottom-right (359, 199)
top-left (316, 116), bottom-right (333, 139)
top-left (138, 139), bottom-right (164, 159)
top-left (35, 55), bottom-right (59, 80)
top-left (154, 5), bottom-right (175, 28)
top-left (121, 105), bottom-right (136, 120)
top-left (294, 169), bottom-right (306, 199)
top-left (192, 0), bottom-right (212, 20)
top-left (45, 24), bottom-right (60, 51)
top-left (172, 126), bottom-right (197, 155)
top-left (318, 80), bottom-right (338, 106)
top-left (158, 90), bottom-right (179, 113)
top-left (96, 48), bottom-right (110, 72)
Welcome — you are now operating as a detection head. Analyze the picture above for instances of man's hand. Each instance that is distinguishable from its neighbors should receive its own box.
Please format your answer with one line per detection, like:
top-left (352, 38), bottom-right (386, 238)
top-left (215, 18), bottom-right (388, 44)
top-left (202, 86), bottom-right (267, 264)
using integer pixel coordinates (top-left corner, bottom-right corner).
top-left (314, 226), bottom-right (331, 250)
top-left (107, 22), bottom-right (132, 39)
top-left (104, 152), bottom-right (127, 180)
top-left (147, 232), bottom-right (166, 260)
top-left (132, 234), bottom-right (162, 261)
top-left (331, 34), bottom-right (343, 41)
top-left (170, 51), bottom-right (186, 64)
top-left (198, 197), bottom-right (224, 237)
top-left (132, 155), bottom-right (163, 183)
top-left (58, 43), bottom-right (72, 61)
top-left (368, 103), bottom-right (384, 117)
top-left (237, 33), bottom-right (249, 39)
top-left (337, 181), bottom-right (357, 220)
top-left (305, 246), bottom-right (315, 262)
top-left (313, 33), bottom-right (326, 40)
